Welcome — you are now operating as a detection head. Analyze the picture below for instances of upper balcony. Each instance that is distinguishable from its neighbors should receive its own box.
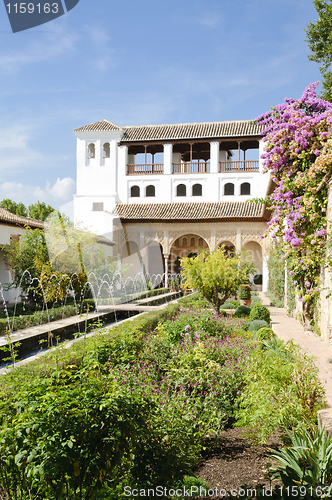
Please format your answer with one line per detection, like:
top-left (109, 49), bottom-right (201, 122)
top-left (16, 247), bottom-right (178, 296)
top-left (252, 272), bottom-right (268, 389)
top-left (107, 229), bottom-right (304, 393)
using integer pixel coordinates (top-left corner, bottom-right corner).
top-left (219, 160), bottom-right (259, 173)
top-left (127, 164), bottom-right (163, 175)
top-left (126, 160), bottom-right (259, 175)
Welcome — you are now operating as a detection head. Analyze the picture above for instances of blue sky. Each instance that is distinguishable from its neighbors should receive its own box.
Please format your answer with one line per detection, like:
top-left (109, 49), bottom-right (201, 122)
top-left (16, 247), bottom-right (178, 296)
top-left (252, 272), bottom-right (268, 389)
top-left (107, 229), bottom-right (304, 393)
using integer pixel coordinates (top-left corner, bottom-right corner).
top-left (0, 0), bottom-right (322, 210)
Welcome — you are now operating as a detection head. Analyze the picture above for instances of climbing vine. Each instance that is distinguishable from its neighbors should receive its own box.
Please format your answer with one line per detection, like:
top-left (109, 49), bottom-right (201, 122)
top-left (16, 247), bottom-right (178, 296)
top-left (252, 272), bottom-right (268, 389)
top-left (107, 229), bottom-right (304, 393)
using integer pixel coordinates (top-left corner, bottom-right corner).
top-left (256, 83), bottom-right (332, 327)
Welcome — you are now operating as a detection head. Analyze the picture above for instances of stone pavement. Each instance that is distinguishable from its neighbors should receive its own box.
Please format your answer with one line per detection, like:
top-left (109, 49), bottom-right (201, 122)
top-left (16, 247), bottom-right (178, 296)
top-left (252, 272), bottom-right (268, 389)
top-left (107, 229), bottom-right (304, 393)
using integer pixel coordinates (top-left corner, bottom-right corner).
top-left (260, 292), bottom-right (332, 434)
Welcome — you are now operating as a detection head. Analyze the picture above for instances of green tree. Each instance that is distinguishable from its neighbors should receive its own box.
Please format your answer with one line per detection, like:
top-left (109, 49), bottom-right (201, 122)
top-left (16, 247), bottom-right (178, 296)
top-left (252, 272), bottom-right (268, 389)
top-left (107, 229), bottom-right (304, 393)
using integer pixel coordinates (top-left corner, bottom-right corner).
top-left (28, 201), bottom-right (55, 221)
top-left (4, 213), bottom-right (118, 304)
top-left (0, 198), bottom-right (28, 217)
top-left (306, 0), bottom-right (332, 101)
top-left (180, 247), bottom-right (254, 314)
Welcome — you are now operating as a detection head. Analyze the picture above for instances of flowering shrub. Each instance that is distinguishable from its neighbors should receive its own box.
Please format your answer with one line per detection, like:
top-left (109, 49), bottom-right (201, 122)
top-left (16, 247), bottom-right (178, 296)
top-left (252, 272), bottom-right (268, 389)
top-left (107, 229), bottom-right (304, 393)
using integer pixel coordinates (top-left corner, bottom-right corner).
top-left (256, 83), bottom-right (332, 326)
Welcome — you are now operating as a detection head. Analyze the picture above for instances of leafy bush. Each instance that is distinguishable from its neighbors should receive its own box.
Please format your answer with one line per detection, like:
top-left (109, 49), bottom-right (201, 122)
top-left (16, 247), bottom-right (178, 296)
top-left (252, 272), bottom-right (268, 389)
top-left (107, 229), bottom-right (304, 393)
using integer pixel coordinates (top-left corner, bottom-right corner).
top-left (249, 320), bottom-right (269, 333)
top-left (235, 341), bottom-right (326, 443)
top-left (255, 327), bottom-right (276, 342)
top-left (270, 422), bottom-right (332, 498)
top-left (250, 296), bottom-right (262, 306)
top-left (239, 284), bottom-right (251, 300)
top-left (178, 293), bottom-right (210, 310)
top-left (220, 302), bottom-right (236, 309)
top-left (234, 305), bottom-right (251, 317)
top-left (0, 299), bottom-right (96, 335)
top-left (249, 303), bottom-right (271, 323)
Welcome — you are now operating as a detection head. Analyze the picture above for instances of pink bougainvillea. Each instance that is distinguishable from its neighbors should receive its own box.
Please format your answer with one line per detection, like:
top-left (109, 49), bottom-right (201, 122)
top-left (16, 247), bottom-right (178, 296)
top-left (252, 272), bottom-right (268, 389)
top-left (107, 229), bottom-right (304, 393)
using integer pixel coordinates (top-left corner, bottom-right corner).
top-left (256, 83), bottom-right (332, 326)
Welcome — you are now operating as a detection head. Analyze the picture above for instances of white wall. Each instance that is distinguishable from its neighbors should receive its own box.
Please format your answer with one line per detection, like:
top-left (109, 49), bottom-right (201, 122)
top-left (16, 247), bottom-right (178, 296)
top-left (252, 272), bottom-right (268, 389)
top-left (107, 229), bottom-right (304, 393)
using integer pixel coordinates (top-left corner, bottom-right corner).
top-left (74, 132), bottom-right (270, 237)
top-left (0, 225), bottom-right (27, 304)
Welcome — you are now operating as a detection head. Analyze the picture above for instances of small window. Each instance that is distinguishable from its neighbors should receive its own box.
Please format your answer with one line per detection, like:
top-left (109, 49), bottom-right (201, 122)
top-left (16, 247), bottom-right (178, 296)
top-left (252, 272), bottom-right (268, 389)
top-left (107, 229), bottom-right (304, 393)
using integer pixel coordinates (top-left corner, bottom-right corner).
top-left (224, 183), bottom-right (234, 195)
top-left (103, 142), bottom-right (110, 158)
top-left (93, 202), bottom-right (104, 211)
top-left (131, 185), bottom-right (140, 197)
top-left (240, 182), bottom-right (251, 195)
top-left (146, 185), bottom-right (155, 197)
top-left (192, 183), bottom-right (202, 196)
top-left (198, 238), bottom-right (203, 246)
top-left (183, 237), bottom-right (187, 246)
top-left (174, 239), bottom-right (179, 246)
top-left (87, 143), bottom-right (95, 159)
top-left (176, 184), bottom-right (186, 196)
top-left (190, 237), bottom-right (195, 246)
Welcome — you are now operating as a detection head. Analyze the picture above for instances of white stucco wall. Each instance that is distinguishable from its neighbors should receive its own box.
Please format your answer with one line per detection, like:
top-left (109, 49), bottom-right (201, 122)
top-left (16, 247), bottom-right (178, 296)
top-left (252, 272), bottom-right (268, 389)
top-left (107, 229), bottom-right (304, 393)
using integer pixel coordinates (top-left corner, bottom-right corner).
top-left (0, 225), bottom-right (27, 304)
top-left (74, 130), bottom-right (270, 237)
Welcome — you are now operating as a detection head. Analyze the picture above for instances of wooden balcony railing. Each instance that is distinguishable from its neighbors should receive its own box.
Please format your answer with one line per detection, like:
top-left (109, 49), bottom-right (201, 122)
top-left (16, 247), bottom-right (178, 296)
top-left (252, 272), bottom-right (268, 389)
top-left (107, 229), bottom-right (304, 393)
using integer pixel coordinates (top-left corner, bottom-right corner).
top-left (172, 162), bottom-right (210, 174)
top-left (127, 164), bottom-right (163, 175)
top-left (219, 161), bottom-right (259, 172)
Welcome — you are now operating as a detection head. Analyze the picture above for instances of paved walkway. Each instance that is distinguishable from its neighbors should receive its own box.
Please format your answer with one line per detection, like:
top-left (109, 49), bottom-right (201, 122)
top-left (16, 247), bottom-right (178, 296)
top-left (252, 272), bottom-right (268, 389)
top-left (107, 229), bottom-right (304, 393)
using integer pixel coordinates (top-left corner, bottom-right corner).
top-left (260, 292), bottom-right (332, 433)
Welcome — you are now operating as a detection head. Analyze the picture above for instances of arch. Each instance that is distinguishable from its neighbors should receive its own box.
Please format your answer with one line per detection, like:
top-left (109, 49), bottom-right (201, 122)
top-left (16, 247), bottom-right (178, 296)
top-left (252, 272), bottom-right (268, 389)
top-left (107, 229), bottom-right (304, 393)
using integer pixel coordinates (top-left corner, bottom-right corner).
top-left (144, 241), bottom-right (164, 278)
top-left (169, 233), bottom-right (209, 275)
top-left (192, 183), bottom-right (202, 196)
top-left (224, 183), bottom-right (234, 195)
top-left (87, 143), bottom-right (95, 159)
top-left (176, 184), bottom-right (186, 196)
top-left (103, 142), bottom-right (110, 158)
top-left (146, 185), bottom-right (155, 197)
top-left (130, 185), bottom-right (140, 197)
top-left (219, 241), bottom-right (236, 257)
top-left (240, 182), bottom-right (250, 195)
top-left (243, 241), bottom-right (263, 274)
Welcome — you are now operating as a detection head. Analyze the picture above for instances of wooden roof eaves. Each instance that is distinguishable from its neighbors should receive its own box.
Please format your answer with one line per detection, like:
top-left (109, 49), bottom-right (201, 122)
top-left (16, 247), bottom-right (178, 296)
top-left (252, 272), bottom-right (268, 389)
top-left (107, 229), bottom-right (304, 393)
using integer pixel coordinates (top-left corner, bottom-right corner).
top-left (119, 217), bottom-right (267, 224)
top-left (120, 136), bottom-right (261, 147)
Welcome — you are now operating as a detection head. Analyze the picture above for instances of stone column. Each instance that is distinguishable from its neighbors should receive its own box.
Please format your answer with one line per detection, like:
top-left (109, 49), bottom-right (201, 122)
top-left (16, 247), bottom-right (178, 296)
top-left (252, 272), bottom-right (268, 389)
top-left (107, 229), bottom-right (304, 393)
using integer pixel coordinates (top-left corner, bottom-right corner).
top-left (210, 141), bottom-right (219, 173)
top-left (164, 143), bottom-right (173, 175)
top-left (262, 256), bottom-right (269, 293)
top-left (164, 255), bottom-right (169, 287)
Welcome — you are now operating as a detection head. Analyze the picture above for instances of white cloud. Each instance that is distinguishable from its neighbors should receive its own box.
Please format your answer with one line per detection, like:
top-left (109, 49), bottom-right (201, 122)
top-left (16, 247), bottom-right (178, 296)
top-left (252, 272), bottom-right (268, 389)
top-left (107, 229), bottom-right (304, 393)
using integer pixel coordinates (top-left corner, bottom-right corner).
top-left (0, 28), bottom-right (79, 75)
top-left (0, 123), bottom-right (42, 175)
top-left (0, 177), bottom-right (75, 208)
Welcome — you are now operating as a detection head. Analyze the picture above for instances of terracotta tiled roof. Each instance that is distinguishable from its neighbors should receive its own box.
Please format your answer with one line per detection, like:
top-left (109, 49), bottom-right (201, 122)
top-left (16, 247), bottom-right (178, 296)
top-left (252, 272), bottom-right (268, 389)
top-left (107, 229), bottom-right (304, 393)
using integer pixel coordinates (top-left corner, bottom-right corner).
top-left (113, 201), bottom-right (265, 222)
top-left (74, 119), bottom-right (122, 132)
top-left (121, 120), bottom-right (260, 142)
top-left (74, 119), bottom-right (261, 141)
top-left (0, 207), bottom-right (44, 229)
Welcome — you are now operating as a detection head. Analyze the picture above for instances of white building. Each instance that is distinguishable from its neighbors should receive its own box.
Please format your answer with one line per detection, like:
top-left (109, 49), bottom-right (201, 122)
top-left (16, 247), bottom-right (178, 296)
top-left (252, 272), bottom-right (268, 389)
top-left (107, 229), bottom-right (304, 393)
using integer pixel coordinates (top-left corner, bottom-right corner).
top-left (73, 119), bottom-right (271, 289)
top-left (0, 207), bottom-right (44, 305)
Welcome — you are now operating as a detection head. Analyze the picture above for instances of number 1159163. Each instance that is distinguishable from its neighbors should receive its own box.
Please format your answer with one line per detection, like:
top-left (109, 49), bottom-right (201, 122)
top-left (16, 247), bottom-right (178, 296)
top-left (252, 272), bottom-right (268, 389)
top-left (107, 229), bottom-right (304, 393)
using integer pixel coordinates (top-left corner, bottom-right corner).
top-left (6, 3), bottom-right (60, 14)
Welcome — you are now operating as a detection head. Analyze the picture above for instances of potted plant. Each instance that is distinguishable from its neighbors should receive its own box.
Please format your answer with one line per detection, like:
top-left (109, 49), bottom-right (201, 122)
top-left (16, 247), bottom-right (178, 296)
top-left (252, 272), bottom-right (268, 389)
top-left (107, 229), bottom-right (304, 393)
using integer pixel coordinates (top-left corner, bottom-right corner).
top-left (253, 274), bottom-right (263, 292)
top-left (239, 284), bottom-right (251, 307)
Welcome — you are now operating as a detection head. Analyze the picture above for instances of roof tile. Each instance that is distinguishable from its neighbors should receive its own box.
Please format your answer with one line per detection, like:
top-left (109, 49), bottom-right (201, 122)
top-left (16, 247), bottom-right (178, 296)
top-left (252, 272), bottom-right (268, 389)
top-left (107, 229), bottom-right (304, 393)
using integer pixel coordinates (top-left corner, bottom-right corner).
top-left (74, 119), bottom-right (261, 141)
top-left (0, 207), bottom-right (44, 228)
top-left (113, 201), bottom-right (265, 221)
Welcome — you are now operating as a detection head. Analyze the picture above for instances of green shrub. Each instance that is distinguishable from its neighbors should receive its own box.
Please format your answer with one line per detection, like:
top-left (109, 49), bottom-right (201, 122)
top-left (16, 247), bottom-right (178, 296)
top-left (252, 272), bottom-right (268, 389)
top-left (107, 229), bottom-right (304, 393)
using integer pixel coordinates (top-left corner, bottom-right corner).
top-left (249, 303), bottom-right (271, 323)
top-left (249, 320), bottom-right (269, 333)
top-left (255, 327), bottom-right (276, 342)
top-left (235, 342), bottom-right (326, 443)
top-left (269, 422), bottom-right (332, 495)
top-left (234, 305), bottom-right (251, 317)
top-left (239, 284), bottom-right (251, 300)
top-left (220, 302), bottom-right (236, 309)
